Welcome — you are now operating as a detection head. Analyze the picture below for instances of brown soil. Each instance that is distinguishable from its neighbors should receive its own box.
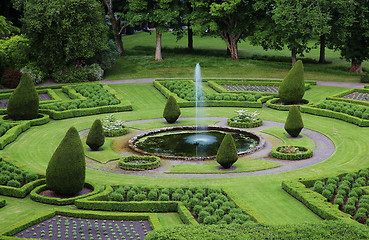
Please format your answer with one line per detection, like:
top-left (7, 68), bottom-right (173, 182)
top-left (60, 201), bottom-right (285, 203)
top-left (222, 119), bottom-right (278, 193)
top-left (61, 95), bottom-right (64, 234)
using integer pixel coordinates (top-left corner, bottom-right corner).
top-left (39, 187), bottom-right (93, 199)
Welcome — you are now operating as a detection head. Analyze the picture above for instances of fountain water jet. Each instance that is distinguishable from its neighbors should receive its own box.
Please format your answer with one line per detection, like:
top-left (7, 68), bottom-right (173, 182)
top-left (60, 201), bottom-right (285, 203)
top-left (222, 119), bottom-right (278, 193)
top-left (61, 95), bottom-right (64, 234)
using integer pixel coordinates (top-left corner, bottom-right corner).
top-left (194, 63), bottom-right (207, 156)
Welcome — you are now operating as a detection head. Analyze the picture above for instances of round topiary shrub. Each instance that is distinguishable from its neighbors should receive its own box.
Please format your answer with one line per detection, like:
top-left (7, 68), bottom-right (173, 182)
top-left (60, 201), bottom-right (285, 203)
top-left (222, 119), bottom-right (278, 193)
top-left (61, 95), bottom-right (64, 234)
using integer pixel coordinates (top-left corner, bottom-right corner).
top-left (7, 73), bottom-right (39, 120)
top-left (158, 193), bottom-right (170, 201)
top-left (148, 190), bottom-right (158, 201)
top-left (284, 106), bottom-right (304, 137)
top-left (46, 127), bottom-right (86, 196)
top-left (322, 189), bottom-right (333, 201)
top-left (163, 95), bottom-right (181, 123)
top-left (278, 60), bottom-right (305, 104)
top-left (216, 133), bottom-right (238, 169)
top-left (198, 210), bottom-right (211, 223)
top-left (109, 192), bottom-right (124, 202)
top-left (7, 179), bottom-right (21, 188)
top-left (334, 197), bottom-right (344, 207)
top-left (86, 119), bottom-right (105, 151)
top-left (203, 215), bottom-right (217, 225)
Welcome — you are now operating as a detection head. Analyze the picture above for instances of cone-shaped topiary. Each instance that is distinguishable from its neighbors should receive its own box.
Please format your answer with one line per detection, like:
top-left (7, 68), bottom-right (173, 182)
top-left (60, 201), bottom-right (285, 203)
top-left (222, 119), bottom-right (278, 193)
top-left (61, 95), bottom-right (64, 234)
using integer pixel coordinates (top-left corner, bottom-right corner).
top-left (7, 73), bottom-right (39, 120)
top-left (278, 60), bottom-right (305, 104)
top-left (163, 95), bottom-right (181, 123)
top-left (284, 105), bottom-right (304, 137)
top-left (46, 127), bottom-right (86, 196)
top-left (86, 119), bottom-right (105, 150)
top-left (216, 133), bottom-right (238, 169)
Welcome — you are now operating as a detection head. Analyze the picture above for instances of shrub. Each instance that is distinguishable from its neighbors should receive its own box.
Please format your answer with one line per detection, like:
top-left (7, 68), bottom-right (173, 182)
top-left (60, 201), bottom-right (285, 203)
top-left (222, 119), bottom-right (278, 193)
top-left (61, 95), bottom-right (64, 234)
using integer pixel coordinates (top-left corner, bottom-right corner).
top-left (93, 40), bottom-right (119, 71)
top-left (7, 73), bottom-right (39, 120)
top-left (20, 64), bottom-right (45, 85)
top-left (148, 190), bottom-right (158, 201)
top-left (163, 95), bottom-right (181, 123)
top-left (326, 184), bottom-right (337, 194)
top-left (46, 127), bottom-right (85, 196)
top-left (158, 193), bottom-right (170, 201)
top-left (25, 173), bottom-right (38, 183)
top-left (198, 210), bottom-right (211, 223)
top-left (7, 179), bottom-right (21, 188)
top-left (361, 73), bottom-right (369, 83)
top-left (109, 192), bottom-right (124, 202)
top-left (1, 69), bottom-right (22, 88)
top-left (322, 189), bottom-right (333, 201)
top-left (193, 205), bottom-right (203, 215)
top-left (284, 106), bottom-right (304, 137)
top-left (333, 197), bottom-right (344, 207)
top-left (86, 119), bottom-right (105, 151)
top-left (203, 216), bottom-right (217, 225)
top-left (313, 181), bottom-right (324, 194)
top-left (344, 204), bottom-right (357, 216)
top-left (127, 190), bottom-right (136, 201)
top-left (222, 215), bottom-right (233, 224)
top-left (133, 193), bottom-right (147, 201)
top-left (216, 134), bottom-right (238, 169)
top-left (278, 60), bottom-right (305, 104)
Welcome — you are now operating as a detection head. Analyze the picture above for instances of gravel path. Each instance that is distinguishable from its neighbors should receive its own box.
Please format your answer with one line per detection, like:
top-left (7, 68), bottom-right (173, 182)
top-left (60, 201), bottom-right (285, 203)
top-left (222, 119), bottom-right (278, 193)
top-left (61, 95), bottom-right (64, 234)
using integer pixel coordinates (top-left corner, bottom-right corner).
top-left (87, 118), bottom-right (335, 179)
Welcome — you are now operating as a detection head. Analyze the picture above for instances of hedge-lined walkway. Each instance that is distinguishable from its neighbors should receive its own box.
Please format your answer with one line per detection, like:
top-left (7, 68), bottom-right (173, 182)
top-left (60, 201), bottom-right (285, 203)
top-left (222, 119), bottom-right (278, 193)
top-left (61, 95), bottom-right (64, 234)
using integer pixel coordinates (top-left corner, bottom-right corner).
top-left (89, 118), bottom-right (334, 179)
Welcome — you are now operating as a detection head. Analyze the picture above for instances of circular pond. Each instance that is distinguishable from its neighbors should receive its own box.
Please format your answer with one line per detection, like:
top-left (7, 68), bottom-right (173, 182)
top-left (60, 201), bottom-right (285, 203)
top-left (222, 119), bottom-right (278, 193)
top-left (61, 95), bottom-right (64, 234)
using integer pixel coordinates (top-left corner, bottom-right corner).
top-left (128, 126), bottom-right (265, 160)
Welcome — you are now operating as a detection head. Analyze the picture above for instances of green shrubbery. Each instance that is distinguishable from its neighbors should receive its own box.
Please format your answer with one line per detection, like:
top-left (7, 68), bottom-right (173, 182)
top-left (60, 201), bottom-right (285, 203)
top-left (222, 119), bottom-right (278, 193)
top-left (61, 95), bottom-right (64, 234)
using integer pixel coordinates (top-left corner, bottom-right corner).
top-left (163, 95), bottom-right (181, 123)
top-left (86, 119), bottom-right (105, 150)
top-left (284, 106), bottom-right (304, 137)
top-left (46, 127), bottom-right (86, 196)
top-left (106, 185), bottom-right (252, 225)
top-left (145, 221), bottom-right (369, 240)
top-left (0, 159), bottom-right (39, 188)
top-left (101, 114), bottom-right (128, 137)
top-left (118, 155), bottom-right (161, 171)
top-left (318, 100), bottom-right (369, 119)
top-left (278, 60), bottom-right (305, 104)
top-left (216, 134), bottom-right (238, 169)
top-left (271, 145), bottom-right (313, 160)
top-left (7, 73), bottom-right (39, 120)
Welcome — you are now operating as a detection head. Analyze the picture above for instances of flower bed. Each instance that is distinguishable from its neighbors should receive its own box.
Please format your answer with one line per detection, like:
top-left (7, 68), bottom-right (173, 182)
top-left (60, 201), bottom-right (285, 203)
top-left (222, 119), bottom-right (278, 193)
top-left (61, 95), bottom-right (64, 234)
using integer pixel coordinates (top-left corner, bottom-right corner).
top-left (102, 114), bottom-right (129, 137)
top-left (118, 155), bottom-right (161, 171)
top-left (221, 85), bottom-right (279, 93)
top-left (271, 145), bottom-right (313, 160)
top-left (227, 109), bottom-right (262, 128)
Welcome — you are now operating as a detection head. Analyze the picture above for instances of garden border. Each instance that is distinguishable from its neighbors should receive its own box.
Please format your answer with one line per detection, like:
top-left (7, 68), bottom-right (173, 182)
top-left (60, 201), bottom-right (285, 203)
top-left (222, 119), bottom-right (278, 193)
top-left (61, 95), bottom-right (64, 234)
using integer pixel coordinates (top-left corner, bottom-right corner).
top-left (326, 88), bottom-right (369, 107)
top-left (0, 209), bottom-right (162, 239)
top-left (270, 145), bottom-right (313, 160)
top-left (118, 155), bottom-right (161, 171)
top-left (0, 179), bottom-right (45, 198)
top-left (265, 98), bottom-right (311, 111)
top-left (227, 118), bottom-right (263, 128)
top-left (30, 181), bottom-right (101, 205)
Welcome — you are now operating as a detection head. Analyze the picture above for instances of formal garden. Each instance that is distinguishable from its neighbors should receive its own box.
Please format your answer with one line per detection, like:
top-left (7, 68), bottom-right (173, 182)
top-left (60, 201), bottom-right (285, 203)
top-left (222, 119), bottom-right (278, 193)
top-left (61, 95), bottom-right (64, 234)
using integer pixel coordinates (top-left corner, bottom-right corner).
top-left (3, 0), bottom-right (369, 239)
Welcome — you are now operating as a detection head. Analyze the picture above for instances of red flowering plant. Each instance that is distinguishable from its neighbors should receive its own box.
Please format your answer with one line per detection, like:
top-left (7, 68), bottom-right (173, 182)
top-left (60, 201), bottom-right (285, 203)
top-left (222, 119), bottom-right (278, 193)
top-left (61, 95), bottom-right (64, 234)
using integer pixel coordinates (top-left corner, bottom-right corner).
top-left (1, 69), bottom-right (22, 88)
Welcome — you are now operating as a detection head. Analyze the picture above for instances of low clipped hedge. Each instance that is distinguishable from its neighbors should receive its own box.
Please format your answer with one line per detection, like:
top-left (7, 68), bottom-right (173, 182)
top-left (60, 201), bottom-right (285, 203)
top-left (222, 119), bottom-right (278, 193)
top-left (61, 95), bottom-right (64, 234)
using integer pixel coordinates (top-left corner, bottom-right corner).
top-left (30, 182), bottom-right (100, 205)
top-left (0, 122), bottom-right (30, 149)
top-left (266, 98), bottom-right (310, 111)
top-left (2, 113), bottom-right (50, 126)
top-left (104, 127), bottom-right (129, 137)
top-left (282, 180), bottom-right (358, 224)
top-left (118, 155), bottom-right (161, 171)
top-left (0, 198), bottom-right (5, 208)
top-left (227, 118), bottom-right (262, 128)
top-left (1, 209), bottom-right (162, 238)
top-left (0, 178), bottom-right (45, 198)
top-left (300, 105), bottom-right (369, 127)
top-left (271, 145), bottom-right (313, 160)
top-left (327, 88), bottom-right (369, 107)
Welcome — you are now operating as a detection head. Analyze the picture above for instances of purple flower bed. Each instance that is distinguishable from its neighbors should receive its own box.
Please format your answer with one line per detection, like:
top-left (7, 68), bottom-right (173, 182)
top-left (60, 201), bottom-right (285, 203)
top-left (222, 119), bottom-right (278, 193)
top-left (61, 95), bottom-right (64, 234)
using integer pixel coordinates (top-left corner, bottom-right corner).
top-left (341, 92), bottom-right (369, 102)
top-left (13, 215), bottom-right (152, 240)
top-left (221, 85), bottom-right (279, 93)
top-left (0, 94), bottom-right (52, 109)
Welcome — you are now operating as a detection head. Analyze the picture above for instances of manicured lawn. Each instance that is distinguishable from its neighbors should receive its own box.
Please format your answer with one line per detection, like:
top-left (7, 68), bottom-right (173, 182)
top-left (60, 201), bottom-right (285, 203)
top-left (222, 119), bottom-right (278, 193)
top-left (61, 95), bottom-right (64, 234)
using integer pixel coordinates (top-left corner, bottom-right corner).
top-left (2, 32), bottom-right (369, 236)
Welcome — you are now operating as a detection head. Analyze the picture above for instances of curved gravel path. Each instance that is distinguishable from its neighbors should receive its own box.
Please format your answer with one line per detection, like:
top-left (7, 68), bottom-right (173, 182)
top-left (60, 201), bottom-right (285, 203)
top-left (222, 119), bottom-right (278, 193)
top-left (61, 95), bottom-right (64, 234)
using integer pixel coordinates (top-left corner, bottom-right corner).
top-left (87, 117), bottom-right (335, 179)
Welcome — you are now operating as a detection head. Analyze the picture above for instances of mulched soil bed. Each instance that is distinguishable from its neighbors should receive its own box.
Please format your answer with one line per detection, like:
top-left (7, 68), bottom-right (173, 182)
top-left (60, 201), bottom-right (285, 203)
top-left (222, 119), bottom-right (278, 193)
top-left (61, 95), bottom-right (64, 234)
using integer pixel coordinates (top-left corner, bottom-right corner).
top-left (0, 94), bottom-right (52, 109)
top-left (13, 215), bottom-right (152, 240)
top-left (341, 92), bottom-right (369, 102)
top-left (39, 188), bottom-right (93, 199)
top-left (221, 85), bottom-right (279, 93)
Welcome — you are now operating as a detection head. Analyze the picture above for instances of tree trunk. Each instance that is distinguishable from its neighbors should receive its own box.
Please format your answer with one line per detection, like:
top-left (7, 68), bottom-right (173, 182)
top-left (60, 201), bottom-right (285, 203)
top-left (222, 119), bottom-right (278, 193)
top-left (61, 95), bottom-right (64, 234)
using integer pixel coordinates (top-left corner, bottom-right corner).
top-left (229, 40), bottom-right (239, 60)
top-left (114, 34), bottom-right (126, 57)
top-left (291, 49), bottom-right (297, 66)
top-left (104, 0), bottom-right (126, 56)
top-left (187, 23), bottom-right (193, 52)
top-left (319, 35), bottom-right (326, 63)
top-left (350, 60), bottom-right (362, 73)
top-left (155, 29), bottom-right (163, 61)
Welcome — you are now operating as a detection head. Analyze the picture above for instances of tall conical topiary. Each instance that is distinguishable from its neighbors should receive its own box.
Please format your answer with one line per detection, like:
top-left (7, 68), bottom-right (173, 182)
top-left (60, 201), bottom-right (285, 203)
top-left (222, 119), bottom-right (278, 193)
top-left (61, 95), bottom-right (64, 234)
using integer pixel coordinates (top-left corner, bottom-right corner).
top-left (86, 119), bottom-right (105, 150)
top-left (278, 60), bottom-right (305, 104)
top-left (46, 127), bottom-right (86, 196)
top-left (7, 73), bottom-right (39, 120)
top-left (284, 106), bottom-right (304, 137)
top-left (216, 133), bottom-right (238, 169)
top-left (163, 95), bottom-right (181, 123)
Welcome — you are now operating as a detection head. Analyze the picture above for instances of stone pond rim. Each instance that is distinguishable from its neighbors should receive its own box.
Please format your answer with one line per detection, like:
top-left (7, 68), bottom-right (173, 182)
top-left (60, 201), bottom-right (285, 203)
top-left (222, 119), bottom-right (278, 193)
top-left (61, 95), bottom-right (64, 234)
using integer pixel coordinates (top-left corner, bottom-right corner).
top-left (128, 125), bottom-right (266, 161)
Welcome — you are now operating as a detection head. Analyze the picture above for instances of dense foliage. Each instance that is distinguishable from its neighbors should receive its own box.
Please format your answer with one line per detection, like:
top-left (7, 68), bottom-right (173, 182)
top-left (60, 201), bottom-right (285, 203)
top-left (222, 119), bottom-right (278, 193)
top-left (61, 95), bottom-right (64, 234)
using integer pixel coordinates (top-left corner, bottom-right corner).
top-left (118, 155), bottom-right (161, 170)
top-left (313, 169), bottom-right (369, 224)
top-left (163, 95), bottom-right (181, 123)
top-left (7, 73), bottom-right (39, 120)
top-left (101, 114), bottom-right (128, 137)
top-left (109, 185), bottom-right (252, 225)
top-left (318, 100), bottom-right (369, 120)
top-left (146, 221), bottom-right (369, 240)
top-left (284, 106), bottom-right (304, 137)
top-left (86, 119), bottom-right (105, 151)
top-left (21, 0), bottom-right (108, 71)
top-left (216, 134), bottom-right (238, 169)
top-left (0, 158), bottom-right (38, 188)
top-left (46, 127), bottom-right (86, 196)
top-left (278, 60), bottom-right (305, 104)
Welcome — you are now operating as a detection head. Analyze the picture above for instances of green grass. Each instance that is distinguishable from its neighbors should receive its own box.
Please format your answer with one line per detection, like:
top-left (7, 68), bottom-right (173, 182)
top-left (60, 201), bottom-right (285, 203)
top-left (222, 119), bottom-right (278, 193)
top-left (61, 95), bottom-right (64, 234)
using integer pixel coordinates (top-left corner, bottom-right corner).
top-left (83, 138), bottom-right (123, 164)
top-left (104, 32), bottom-right (367, 82)
top-left (165, 159), bottom-right (281, 174)
top-left (157, 213), bottom-right (184, 227)
top-left (262, 127), bottom-right (316, 150)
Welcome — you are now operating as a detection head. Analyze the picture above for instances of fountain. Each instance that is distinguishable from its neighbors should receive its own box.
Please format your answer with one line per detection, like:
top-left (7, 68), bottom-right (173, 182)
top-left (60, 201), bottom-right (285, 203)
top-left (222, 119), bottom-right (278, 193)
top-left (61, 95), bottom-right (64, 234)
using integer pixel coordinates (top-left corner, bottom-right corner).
top-left (127, 64), bottom-right (265, 160)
